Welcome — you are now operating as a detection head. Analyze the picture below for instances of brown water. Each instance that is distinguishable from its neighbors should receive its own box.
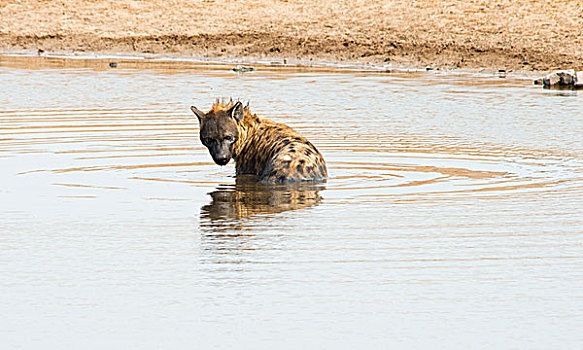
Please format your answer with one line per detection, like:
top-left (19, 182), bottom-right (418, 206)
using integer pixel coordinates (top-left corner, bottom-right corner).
top-left (1, 54), bottom-right (583, 349)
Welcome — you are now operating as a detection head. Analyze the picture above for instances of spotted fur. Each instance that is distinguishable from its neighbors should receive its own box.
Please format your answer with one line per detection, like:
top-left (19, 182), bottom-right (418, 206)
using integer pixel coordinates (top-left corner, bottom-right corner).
top-left (191, 99), bottom-right (327, 183)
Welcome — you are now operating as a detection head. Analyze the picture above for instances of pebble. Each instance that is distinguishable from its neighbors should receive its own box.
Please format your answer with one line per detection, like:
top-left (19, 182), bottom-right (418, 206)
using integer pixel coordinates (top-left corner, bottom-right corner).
top-left (232, 65), bottom-right (255, 73)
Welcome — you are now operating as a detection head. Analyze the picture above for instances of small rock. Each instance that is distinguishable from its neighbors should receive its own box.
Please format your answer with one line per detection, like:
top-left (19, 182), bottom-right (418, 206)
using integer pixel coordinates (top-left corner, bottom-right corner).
top-left (232, 65), bottom-right (254, 73)
top-left (533, 78), bottom-right (544, 85)
top-left (109, 62), bottom-right (118, 68)
top-left (544, 73), bottom-right (561, 86)
top-left (37, 49), bottom-right (44, 55)
top-left (541, 69), bottom-right (575, 88)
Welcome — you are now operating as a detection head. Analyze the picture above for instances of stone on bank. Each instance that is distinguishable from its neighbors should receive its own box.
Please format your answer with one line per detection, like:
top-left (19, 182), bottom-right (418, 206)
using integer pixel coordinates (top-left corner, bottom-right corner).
top-left (534, 69), bottom-right (583, 89)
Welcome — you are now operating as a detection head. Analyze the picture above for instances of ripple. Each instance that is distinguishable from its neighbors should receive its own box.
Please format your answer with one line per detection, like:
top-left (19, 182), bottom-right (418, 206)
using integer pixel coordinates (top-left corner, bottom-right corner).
top-left (325, 152), bottom-right (583, 200)
top-left (2, 55), bottom-right (582, 211)
top-left (3, 103), bottom-right (582, 205)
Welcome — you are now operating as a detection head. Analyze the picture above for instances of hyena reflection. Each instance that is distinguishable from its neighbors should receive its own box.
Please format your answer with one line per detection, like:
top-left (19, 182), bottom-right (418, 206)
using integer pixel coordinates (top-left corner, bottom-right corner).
top-left (200, 176), bottom-right (324, 231)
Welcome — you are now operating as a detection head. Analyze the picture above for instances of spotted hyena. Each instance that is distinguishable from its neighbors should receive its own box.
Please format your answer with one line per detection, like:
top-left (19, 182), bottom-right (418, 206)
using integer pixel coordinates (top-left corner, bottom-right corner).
top-left (190, 100), bottom-right (327, 183)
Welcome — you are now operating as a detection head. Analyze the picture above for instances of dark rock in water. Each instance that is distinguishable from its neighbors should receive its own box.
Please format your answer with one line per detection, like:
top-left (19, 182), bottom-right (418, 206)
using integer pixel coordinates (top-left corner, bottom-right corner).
top-left (37, 49), bottom-right (45, 56)
top-left (538, 69), bottom-right (582, 89)
top-left (109, 62), bottom-right (118, 68)
top-left (232, 65), bottom-right (255, 73)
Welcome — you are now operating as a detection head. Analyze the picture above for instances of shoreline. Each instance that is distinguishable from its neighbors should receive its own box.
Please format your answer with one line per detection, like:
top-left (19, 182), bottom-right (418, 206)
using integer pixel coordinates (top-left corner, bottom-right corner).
top-left (1, 1), bottom-right (582, 75)
top-left (0, 32), bottom-right (576, 76)
top-left (0, 49), bottom-right (542, 80)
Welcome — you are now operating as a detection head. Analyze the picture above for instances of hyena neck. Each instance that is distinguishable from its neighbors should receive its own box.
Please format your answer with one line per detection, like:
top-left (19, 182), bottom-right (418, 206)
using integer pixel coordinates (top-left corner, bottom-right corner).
top-left (232, 113), bottom-right (262, 160)
top-left (231, 114), bottom-right (276, 176)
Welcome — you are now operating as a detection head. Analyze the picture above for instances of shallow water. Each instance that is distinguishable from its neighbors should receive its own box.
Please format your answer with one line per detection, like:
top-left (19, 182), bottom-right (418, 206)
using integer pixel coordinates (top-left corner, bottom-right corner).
top-left (1, 55), bottom-right (582, 349)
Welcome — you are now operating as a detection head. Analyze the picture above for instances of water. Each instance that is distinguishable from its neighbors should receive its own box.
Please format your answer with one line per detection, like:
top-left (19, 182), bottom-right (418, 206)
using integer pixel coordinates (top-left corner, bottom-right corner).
top-left (1, 55), bottom-right (582, 349)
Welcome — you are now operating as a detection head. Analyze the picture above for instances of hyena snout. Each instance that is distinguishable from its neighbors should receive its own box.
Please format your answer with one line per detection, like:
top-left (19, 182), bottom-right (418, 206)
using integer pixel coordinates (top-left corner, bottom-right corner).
top-left (209, 143), bottom-right (232, 166)
top-left (213, 156), bottom-right (230, 166)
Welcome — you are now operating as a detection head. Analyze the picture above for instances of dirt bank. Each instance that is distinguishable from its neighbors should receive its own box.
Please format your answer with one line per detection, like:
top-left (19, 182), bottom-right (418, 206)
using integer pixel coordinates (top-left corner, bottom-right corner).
top-left (1, 0), bottom-right (582, 72)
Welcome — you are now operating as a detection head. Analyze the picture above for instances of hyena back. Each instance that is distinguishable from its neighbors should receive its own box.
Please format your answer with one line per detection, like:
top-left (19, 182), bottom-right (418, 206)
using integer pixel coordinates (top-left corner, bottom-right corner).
top-left (190, 100), bottom-right (327, 183)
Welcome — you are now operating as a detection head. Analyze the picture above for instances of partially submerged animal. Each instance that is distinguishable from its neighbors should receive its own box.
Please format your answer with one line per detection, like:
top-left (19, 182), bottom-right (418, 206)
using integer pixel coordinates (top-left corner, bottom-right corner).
top-left (190, 100), bottom-right (327, 183)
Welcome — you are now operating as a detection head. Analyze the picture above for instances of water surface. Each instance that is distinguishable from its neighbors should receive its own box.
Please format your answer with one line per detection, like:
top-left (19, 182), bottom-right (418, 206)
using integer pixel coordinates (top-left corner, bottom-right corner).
top-left (1, 55), bottom-right (582, 349)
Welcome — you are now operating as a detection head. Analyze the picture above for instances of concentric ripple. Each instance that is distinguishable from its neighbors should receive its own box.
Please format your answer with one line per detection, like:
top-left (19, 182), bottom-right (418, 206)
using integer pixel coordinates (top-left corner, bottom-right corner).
top-left (1, 55), bottom-right (582, 215)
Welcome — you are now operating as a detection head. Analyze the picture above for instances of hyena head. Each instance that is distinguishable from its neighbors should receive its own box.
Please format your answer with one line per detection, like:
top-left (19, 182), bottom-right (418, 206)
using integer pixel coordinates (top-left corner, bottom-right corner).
top-left (190, 101), bottom-right (244, 166)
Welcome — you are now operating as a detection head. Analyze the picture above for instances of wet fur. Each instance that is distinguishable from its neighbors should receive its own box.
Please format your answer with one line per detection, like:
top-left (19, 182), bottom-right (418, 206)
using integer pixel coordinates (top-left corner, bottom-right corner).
top-left (191, 99), bottom-right (327, 183)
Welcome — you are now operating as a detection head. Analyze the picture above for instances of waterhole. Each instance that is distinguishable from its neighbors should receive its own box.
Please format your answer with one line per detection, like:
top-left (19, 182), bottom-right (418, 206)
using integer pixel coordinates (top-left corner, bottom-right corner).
top-left (1, 54), bottom-right (582, 348)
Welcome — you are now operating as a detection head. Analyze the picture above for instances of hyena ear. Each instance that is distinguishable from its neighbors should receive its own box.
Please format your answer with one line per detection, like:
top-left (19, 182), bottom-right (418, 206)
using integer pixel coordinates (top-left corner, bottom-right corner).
top-left (190, 106), bottom-right (205, 123)
top-left (229, 101), bottom-right (244, 122)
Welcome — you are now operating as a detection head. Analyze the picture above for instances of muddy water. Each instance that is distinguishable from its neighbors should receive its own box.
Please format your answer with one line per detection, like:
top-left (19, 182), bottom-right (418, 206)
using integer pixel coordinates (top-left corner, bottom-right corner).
top-left (1, 55), bottom-right (582, 349)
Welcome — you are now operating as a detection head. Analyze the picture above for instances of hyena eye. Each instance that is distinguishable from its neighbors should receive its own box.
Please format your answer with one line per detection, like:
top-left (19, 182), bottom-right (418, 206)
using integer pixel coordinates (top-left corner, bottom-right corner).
top-left (203, 137), bottom-right (214, 146)
top-left (224, 135), bottom-right (234, 142)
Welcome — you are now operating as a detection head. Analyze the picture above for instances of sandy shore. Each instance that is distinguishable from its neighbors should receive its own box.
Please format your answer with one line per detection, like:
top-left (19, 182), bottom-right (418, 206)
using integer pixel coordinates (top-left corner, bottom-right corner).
top-left (1, 0), bottom-right (582, 72)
